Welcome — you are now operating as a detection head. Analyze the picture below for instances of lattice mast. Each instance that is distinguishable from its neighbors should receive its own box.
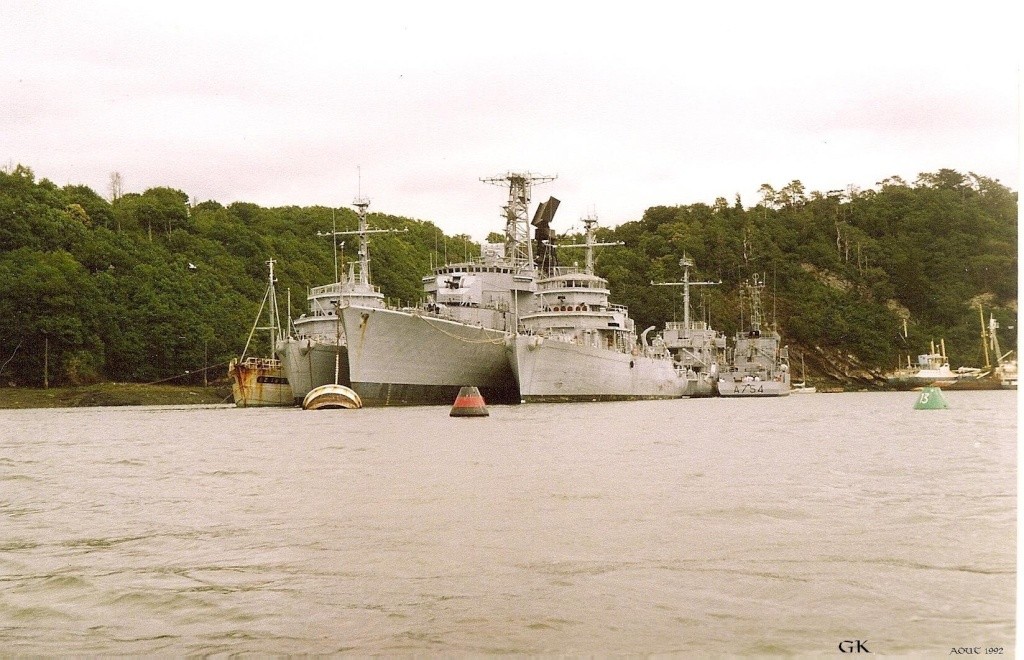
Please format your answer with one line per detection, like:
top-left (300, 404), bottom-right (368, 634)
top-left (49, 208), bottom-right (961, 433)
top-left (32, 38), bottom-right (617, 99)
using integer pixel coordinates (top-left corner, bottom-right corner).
top-left (481, 171), bottom-right (556, 268)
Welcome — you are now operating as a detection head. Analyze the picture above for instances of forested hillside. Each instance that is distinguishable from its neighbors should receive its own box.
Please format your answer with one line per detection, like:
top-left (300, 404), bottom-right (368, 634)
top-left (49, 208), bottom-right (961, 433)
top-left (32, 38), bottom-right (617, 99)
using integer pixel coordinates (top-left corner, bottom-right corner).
top-left (0, 165), bottom-right (1017, 388)
top-left (592, 170), bottom-right (1017, 385)
top-left (0, 165), bottom-right (479, 386)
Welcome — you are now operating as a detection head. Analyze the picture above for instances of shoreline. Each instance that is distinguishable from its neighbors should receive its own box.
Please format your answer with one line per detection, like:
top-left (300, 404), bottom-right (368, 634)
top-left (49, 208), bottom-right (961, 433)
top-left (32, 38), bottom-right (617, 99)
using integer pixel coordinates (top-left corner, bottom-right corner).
top-left (0, 383), bottom-right (234, 410)
top-left (1, 381), bottom-right (1010, 411)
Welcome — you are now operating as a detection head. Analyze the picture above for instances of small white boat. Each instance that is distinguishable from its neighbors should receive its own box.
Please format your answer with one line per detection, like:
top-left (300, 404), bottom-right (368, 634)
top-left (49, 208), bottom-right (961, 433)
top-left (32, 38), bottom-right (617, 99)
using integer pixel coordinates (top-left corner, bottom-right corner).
top-left (791, 353), bottom-right (816, 393)
top-left (988, 314), bottom-right (1017, 390)
top-left (302, 383), bottom-right (362, 409)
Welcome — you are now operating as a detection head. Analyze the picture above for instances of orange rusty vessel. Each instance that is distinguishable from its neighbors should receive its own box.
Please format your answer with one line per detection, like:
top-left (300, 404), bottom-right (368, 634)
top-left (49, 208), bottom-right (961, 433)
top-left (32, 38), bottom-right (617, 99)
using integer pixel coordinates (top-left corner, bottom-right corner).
top-left (229, 259), bottom-right (294, 407)
top-left (230, 356), bottom-right (293, 407)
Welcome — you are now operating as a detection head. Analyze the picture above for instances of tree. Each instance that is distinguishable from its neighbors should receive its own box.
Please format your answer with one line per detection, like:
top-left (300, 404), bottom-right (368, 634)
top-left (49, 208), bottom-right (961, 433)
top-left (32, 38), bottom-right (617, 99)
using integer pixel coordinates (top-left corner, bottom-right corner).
top-left (108, 171), bottom-right (124, 203)
top-left (778, 180), bottom-right (806, 208)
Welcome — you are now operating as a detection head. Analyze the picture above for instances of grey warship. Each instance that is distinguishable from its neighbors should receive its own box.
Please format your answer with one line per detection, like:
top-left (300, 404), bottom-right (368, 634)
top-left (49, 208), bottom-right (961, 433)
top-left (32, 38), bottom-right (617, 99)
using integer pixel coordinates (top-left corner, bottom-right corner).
top-left (508, 215), bottom-right (693, 402)
top-left (653, 256), bottom-right (727, 397)
top-left (340, 172), bottom-right (555, 406)
top-left (275, 195), bottom-right (399, 403)
top-left (717, 276), bottom-right (791, 397)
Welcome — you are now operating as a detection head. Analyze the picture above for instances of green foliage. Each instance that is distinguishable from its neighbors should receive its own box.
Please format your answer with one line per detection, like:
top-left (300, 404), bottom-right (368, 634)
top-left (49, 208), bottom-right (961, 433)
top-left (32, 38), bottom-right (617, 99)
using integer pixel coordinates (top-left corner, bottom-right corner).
top-left (0, 167), bottom-right (486, 385)
top-left (594, 170), bottom-right (1017, 369)
top-left (0, 164), bottom-right (1016, 385)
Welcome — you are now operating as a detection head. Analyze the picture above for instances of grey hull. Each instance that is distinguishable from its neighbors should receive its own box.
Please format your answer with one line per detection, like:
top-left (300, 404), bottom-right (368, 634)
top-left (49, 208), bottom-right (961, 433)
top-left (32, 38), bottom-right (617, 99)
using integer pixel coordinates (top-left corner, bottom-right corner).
top-left (277, 338), bottom-right (350, 403)
top-left (341, 305), bottom-right (519, 406)
top-left (509, 334), bottom-right (689, 402)
top-left (687, 377), bottom-right (717, 398)
top-left (717, 378), bottom-right (790, 397)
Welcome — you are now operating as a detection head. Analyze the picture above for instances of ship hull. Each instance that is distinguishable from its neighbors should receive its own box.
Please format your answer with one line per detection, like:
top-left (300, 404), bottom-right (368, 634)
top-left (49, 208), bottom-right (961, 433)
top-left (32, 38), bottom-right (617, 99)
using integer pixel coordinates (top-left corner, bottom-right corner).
top-left (277, 337), bottom-right (349, 403)
top-left (509, 335), bottom-right (689, 402)
top-left (887, 376), bottom-right (958, 391)
top-left (687, 376), bottom-right (717, 398)
top-left (717, 376), bottom-right (790, 397)
top-left (341, 305), bottom-right (519, 406)
top-left (941, 377), bottom-right (1004, 391)
top-left (229, 358), bottom-right (294, 407)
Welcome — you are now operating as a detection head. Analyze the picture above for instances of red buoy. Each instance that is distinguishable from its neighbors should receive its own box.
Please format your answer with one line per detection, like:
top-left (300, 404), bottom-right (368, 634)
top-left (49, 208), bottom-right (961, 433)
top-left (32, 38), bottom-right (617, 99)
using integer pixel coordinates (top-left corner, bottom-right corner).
top-left (450, 386), bottom-right (489, 417)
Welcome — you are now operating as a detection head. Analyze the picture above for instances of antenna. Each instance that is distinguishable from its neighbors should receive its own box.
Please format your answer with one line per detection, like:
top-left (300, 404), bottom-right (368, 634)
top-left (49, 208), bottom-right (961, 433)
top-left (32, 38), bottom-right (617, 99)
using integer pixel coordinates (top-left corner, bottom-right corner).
top-left (332, 209), bottom-right (338, 283)
top-left (318, 174), bottom-right (407, 287)
top-left (553, 214), bottom-right (624, 275)
top-left (651, 254), bottom-right (721, 331)
top-left (772, 265), bottom-right (777, 330)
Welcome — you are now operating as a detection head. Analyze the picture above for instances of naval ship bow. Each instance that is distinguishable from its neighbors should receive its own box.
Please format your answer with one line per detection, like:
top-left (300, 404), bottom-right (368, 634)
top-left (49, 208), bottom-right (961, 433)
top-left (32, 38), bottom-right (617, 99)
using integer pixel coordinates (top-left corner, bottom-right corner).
top-left (276, 193), bottom-right (405, 403)
top-left (718, 276), bottom-right (791, 397)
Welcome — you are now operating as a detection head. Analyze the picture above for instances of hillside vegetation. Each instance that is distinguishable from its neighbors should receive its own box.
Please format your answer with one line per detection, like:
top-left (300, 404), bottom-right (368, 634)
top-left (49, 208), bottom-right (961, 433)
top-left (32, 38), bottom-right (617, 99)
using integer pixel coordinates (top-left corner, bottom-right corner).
top-left (595, 172), bottom-right (1017, 385)
top-left (0, 165), bottom-right (1016, 389)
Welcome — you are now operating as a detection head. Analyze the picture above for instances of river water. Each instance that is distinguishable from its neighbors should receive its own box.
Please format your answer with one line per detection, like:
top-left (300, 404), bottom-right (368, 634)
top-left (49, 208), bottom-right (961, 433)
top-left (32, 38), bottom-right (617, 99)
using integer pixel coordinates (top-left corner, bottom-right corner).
top-left (1, 391), bottom-right (1016, 655)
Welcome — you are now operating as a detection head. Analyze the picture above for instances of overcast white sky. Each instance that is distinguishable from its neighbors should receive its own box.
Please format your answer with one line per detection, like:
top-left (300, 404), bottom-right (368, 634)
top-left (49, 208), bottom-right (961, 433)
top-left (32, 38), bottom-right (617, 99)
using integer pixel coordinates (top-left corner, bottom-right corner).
top-left (2, 1), bottom-right (1019, 240)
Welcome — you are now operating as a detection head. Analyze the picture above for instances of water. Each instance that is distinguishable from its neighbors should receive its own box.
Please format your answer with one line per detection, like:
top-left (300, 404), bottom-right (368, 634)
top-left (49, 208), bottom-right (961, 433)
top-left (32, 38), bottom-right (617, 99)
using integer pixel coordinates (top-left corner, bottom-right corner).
top-left (1, 391), bottom-right (1015, 655)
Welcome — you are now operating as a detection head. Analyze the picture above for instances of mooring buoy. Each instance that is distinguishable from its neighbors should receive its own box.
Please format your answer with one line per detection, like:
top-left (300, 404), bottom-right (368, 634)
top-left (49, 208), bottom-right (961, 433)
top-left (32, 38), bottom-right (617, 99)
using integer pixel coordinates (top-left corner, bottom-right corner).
top-left (450, 386), bottom-right (489, 417)
top-left (303, 384), bottom-right (363, 410)
top-left (913, 386), bottom-right (949, 410)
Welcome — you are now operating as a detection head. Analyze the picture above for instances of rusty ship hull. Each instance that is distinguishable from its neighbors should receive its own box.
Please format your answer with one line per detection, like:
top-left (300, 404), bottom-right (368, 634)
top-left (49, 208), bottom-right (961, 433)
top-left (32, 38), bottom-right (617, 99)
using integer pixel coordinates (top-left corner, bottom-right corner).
top-left (229, 357), bottom-right (294, 407)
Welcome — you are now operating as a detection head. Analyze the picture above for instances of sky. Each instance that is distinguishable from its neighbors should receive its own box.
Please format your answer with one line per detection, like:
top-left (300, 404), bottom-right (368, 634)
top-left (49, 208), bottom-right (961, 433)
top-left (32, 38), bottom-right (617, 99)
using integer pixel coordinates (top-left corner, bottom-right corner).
top-left (2, 1), bottom-right (1019, 241)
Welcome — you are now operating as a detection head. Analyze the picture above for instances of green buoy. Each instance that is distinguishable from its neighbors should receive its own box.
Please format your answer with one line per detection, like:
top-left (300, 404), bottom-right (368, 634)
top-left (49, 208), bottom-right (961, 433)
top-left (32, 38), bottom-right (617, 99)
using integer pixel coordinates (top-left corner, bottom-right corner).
top-left (914, 386), bottom-right (949, 410)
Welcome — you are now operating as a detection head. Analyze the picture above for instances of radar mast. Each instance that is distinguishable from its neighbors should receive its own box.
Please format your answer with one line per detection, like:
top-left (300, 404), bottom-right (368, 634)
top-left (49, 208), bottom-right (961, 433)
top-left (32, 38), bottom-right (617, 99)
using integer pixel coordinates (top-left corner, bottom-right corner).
top-left (481, 171), bottom-right (556, 269)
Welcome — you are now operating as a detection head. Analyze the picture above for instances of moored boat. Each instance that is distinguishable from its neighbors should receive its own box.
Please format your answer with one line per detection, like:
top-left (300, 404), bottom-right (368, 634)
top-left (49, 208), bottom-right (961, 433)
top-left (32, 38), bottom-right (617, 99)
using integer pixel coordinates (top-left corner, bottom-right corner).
top-left (653, 255), bottom-right (726, 397)
top-left (988, 313), bottom-right (1017, 390)
top-left (508, 215), bottom-right (691, 402)
top-left (886, 339), bottom-right (958, 390)
top-left (791, 352), bottom-right (816, 393)
top-left (718, 276), bottom-right (791, 397)
top-left (276, 194), bottom-right (399, 403)
top-left (229, 259), bottom-right (294, 407)
top-left (341, 172), bottom-right (554, 406)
